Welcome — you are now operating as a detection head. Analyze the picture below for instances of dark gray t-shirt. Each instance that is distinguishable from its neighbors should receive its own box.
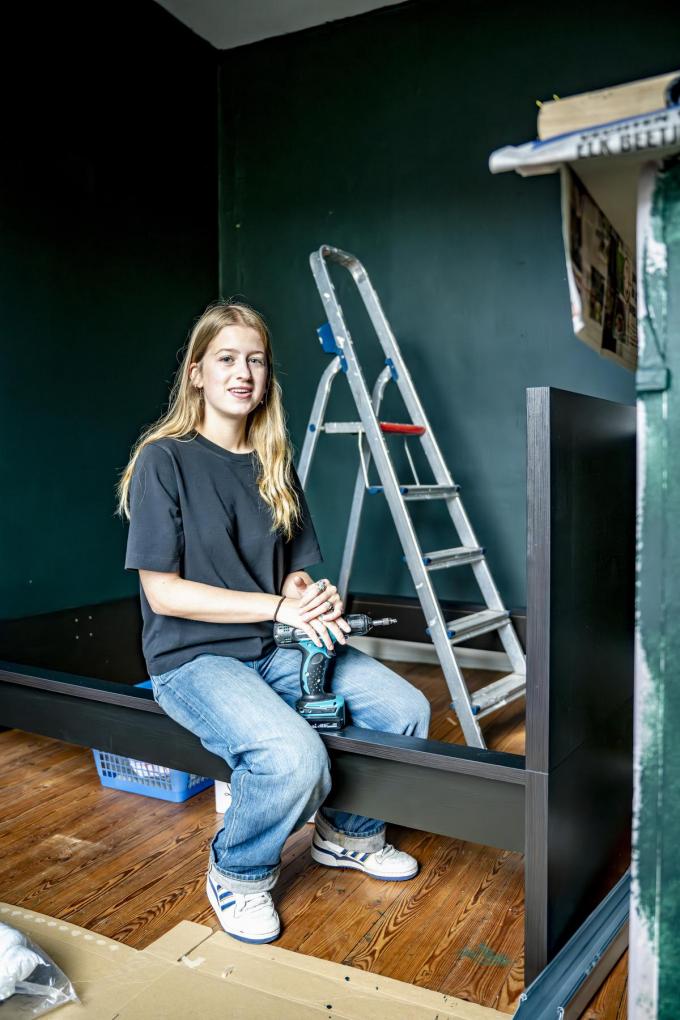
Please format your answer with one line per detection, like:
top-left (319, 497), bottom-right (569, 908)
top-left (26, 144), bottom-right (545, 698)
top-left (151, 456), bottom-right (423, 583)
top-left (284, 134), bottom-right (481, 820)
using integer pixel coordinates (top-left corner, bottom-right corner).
top-left (124, 433), bottom-right (322, 675)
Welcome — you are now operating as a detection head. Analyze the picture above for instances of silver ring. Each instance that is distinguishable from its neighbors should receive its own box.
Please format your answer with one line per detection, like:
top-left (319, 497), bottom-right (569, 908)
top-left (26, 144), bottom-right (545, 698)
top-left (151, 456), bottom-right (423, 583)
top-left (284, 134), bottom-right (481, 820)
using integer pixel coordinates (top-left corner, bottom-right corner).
top-left (325, 600), bottom-right (333, 612)
top-left (316, 579), bottom-right (327, 593)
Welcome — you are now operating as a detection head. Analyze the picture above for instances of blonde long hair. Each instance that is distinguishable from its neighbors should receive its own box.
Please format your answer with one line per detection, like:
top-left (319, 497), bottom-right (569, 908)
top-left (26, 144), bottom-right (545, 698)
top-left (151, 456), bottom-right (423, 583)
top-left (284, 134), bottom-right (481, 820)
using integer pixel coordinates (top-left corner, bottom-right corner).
top-left (116, 302), bottom-right (302, 540)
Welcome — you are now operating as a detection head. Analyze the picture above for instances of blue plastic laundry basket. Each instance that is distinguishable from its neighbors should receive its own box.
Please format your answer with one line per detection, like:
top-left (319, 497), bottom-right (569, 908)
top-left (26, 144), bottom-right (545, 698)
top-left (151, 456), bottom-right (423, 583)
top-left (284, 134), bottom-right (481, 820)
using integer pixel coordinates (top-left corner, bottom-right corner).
top-left (92, 681), bottom-right (214, 802)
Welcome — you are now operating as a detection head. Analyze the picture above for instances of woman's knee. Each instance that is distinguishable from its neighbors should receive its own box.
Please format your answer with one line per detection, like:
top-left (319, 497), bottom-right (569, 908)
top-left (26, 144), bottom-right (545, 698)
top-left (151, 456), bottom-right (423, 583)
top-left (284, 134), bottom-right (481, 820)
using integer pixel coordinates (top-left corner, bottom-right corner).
top-left (264, 726), bottom-right (330, 787)
top-left (409, 688), bottom-right (431, 733)
top-left (294, 732), bottom-right (331, 786)
top-left (336, 647), bottom-right (430, 738)
top-left (387, 686), bottom-right (431, 738)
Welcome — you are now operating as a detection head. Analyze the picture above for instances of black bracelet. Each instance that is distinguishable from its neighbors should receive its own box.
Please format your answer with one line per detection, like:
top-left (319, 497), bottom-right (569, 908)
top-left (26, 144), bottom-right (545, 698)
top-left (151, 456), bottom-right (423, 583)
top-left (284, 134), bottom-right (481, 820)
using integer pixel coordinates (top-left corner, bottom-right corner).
top-left (273, 595), bottom-right (286, 622)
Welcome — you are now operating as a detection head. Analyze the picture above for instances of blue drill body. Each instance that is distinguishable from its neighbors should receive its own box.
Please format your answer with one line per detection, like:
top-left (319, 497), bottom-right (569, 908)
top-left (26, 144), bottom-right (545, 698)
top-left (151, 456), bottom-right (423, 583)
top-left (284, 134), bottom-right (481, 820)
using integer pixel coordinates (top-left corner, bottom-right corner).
top-left (273, 614), bottom-right (396, 730)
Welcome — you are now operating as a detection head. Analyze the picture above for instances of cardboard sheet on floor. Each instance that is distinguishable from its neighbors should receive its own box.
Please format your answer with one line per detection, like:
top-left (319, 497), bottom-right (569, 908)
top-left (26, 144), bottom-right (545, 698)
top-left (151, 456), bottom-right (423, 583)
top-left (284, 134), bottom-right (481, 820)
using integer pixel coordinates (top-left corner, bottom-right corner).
top-left (0, 901), bottom-right (506, 1019)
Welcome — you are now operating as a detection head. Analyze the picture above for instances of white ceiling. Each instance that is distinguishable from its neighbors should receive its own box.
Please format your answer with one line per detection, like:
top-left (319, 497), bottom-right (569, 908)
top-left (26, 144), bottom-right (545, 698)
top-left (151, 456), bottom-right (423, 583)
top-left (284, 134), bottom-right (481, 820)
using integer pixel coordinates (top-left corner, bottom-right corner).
top-left (154, 0), bottom-right (406, 50)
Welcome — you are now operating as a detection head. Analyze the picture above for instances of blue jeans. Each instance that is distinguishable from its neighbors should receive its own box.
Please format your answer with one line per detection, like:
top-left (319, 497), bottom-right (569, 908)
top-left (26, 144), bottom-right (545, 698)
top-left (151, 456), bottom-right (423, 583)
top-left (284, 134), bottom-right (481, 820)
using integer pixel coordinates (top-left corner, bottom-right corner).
top-left (150, 644), bottom-right (430, 892)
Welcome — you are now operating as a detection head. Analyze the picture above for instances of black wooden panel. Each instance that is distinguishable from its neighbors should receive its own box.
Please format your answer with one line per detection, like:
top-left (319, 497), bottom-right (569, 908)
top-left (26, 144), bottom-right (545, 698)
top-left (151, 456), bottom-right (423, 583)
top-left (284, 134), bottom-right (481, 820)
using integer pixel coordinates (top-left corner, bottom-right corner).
top-left (0, 598), bottom-right (146, 683)
top-left (525, 386), bottom-right (635, 979)
top-left (0, 676), bottom-right (222, 773)
top-left (523, 769), bottom-right (549, 981)
top-left (547, 702), bottom-right (633, 958)
top-left (547, 389), bottom-right (636, 771)
top-left (526, 387), bottom-right (551, 774)
top-left (0, 676), bottom-right (525, 850)
top-left (328, 751), bottom-right (525, 850)
top-left (0, 593), bottom-right (524, 683)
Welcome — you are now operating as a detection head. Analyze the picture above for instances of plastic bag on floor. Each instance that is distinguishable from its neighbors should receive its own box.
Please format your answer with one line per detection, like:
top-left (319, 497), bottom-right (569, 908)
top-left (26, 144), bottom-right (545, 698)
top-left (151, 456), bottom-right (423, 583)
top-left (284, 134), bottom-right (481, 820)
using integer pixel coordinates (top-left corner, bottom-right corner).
top-left (128, 758), bottom-right (170, 780)
top-left (0, 920), bottom-right (79, 1016)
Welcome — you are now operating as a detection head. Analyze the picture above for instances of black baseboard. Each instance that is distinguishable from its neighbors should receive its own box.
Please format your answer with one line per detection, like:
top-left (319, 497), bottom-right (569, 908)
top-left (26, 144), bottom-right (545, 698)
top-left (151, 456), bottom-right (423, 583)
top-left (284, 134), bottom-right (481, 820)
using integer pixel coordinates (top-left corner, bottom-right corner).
top-left (346, 593), bottom-right (526, 651)
top-left (0, 593), bottom-right (526, 687)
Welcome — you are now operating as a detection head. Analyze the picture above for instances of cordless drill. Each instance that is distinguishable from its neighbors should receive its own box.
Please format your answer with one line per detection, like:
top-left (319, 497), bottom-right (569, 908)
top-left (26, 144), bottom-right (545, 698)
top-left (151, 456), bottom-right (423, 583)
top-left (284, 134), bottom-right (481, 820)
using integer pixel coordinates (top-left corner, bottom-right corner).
top-left (272, 614), bottom-right (397, 730)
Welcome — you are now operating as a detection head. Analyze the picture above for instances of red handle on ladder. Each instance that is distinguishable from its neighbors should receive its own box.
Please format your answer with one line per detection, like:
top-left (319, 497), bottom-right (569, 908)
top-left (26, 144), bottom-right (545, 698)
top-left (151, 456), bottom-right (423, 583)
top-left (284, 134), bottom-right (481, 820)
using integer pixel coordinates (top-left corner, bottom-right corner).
top-left (379, 422), bottom-right (426, 435)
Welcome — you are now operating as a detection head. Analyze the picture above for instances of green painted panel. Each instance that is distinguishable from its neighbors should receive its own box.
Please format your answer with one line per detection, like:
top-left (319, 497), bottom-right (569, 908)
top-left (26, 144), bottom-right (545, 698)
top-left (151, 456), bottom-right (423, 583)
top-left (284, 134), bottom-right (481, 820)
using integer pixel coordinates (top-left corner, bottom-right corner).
top-left (632, 159), bottom-right (680, 1019)
top-left (216, 0), bottom-right (680, 608)
top-left (0, 1), bottom-right (218, 618)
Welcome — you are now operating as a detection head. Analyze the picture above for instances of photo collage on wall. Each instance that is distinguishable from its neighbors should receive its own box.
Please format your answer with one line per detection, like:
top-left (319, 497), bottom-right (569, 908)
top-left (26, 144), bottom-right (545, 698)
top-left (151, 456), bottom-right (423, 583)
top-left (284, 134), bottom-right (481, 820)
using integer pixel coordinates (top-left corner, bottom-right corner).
top-left (561, 166), bottom-right (638, 370)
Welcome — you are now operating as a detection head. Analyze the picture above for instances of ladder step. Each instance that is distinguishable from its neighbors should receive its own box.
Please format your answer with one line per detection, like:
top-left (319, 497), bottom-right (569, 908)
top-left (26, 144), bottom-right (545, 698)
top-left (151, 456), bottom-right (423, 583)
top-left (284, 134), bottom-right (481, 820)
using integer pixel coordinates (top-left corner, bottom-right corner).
top-left (470, 673), bottom-right (526, 718)
top-left (445, 609), bottom-right (511, 642)
top-left (379, 422), bottom-right (426, 435)
top-left (319, 421), bottom-right (426, 435)
top-left (321, 421), bottom-right (364, 433)
top-left (421, 546), bottom-right (485, 570)
top-left (402, 484), bottom-right (459, 501)
top-left (368, 484), bottom-right (460, 500)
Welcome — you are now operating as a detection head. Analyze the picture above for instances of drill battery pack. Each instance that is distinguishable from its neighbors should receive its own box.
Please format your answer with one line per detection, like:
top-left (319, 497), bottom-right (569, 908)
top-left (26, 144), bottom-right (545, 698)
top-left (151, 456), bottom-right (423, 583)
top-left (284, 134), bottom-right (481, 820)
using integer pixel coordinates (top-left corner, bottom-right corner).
top-left (296, 694), bottom-right (346, 730)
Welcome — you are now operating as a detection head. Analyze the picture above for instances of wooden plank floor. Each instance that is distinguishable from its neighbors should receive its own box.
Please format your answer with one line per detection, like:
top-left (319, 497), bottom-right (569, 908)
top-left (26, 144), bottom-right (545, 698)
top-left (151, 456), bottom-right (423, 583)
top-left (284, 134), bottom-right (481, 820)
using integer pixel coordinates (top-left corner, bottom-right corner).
top-left (0, 661), bottom-right (626, 1017)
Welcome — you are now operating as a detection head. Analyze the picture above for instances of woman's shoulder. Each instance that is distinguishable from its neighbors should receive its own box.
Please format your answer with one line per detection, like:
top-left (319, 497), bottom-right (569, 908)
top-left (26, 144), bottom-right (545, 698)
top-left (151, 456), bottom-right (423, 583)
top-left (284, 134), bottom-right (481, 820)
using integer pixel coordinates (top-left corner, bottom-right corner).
top-left (139, 435), bottom-right (195, 461)
top-left (133, 436), bottom-right (195, 480)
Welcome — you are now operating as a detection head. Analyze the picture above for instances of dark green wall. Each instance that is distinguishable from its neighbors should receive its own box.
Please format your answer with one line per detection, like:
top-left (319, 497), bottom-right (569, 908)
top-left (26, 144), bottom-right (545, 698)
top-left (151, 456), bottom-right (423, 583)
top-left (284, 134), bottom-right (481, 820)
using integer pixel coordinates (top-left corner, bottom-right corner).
top-left (4, 0), bottom-right (678, 622)
top-left (218, 0), bottom-right (678, 610)
top-left (1, 2), bottom-right (218, 618)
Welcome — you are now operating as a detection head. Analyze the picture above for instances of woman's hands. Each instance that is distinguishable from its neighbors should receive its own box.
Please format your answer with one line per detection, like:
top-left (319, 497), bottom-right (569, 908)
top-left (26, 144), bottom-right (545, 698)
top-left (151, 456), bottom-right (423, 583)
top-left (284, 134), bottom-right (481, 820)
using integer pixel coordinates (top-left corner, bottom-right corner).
top-left (275, 575), bottom-right (351, 650)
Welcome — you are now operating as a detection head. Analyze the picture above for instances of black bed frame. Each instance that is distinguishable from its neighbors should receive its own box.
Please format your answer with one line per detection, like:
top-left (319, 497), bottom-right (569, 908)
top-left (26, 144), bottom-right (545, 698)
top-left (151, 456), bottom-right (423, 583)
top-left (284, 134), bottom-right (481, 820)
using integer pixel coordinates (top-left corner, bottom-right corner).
top-left (0, 388), bottom-right (635, 982)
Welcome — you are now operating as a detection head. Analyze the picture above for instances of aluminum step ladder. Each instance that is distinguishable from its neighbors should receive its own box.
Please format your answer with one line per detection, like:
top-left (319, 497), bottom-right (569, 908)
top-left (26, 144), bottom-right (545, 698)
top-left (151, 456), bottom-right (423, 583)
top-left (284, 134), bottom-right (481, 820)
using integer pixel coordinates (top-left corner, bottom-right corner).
top-left (297, 245), bottom-right (526, 749)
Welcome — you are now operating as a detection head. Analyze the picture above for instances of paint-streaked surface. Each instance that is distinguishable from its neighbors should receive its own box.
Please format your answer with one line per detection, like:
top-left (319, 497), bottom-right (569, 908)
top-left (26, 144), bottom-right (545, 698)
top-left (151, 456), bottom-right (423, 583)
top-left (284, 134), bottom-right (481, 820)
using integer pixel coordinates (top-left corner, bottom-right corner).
top-left (631, 158), bottom-right (680, 1018)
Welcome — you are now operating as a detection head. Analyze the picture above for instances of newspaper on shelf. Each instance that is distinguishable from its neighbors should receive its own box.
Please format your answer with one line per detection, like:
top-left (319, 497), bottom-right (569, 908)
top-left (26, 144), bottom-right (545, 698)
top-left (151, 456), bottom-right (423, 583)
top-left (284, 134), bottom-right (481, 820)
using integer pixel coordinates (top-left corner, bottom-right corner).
top-left (488, 104), bottom-right (680, 372)
top-left (561, 167), bottom-right (637, 370)
top-left (489, 103), bottom-right (680, 177)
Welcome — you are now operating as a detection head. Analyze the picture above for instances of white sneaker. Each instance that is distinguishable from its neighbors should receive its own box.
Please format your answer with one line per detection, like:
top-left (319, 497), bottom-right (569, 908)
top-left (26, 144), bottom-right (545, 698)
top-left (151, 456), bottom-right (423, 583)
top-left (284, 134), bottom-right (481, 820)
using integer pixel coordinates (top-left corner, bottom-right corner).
top-left (206, 869), bottom-right (280, 943)
top-left (311, 834), bottom-right (418, 881)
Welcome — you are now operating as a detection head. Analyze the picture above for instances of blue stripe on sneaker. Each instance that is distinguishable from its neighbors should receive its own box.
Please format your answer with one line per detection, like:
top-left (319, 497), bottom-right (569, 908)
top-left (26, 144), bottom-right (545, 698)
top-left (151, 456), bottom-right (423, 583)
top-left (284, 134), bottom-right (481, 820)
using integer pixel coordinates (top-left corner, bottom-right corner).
top-left (312, 841), bottom-right (417, 881)
top-left (210, 875), bottom-right (236, 898)
top-left (360, 853), bottom-right (369, 861)
top-left (208, 876), bottom-right (236, 911)
top-left (313, 840), bottom-right (365, 865)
